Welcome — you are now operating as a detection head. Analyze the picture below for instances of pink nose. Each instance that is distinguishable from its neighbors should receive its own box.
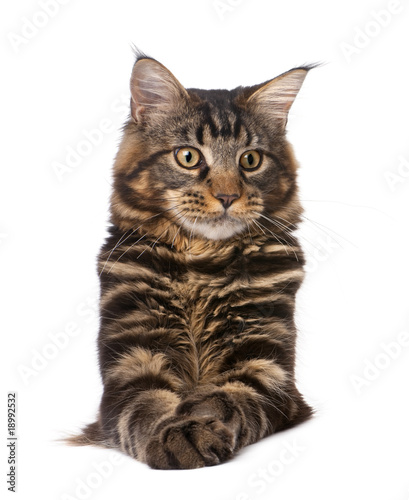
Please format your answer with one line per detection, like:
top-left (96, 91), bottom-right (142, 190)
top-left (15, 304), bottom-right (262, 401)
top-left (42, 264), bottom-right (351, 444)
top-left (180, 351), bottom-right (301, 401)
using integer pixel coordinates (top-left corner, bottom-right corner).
top-left (214, 193), bottom-right (239, 210)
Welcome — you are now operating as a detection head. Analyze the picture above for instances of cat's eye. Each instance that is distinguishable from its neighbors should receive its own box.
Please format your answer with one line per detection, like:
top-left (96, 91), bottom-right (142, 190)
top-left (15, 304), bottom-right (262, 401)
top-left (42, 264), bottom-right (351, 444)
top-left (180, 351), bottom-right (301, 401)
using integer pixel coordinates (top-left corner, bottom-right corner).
top-left (239, 150), bottom-right (262, 171)
top-left (175, 147), bottom-right (202, 169)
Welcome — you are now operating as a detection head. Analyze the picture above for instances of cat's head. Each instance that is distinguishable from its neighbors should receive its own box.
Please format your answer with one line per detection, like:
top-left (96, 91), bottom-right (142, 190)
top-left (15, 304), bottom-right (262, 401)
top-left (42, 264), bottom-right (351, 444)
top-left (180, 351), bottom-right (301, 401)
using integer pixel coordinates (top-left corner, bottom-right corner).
top-left (111, 54), bottom-right (312, 242)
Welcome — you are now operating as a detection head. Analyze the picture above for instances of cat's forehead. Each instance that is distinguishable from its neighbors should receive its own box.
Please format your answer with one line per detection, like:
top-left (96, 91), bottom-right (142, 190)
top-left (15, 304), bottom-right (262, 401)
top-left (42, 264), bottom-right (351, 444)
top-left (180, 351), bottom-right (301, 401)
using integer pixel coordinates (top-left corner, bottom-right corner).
top-left (179, 88), bottom-right (258, 148)
top-left (187, 87), bottom-right (238, 107)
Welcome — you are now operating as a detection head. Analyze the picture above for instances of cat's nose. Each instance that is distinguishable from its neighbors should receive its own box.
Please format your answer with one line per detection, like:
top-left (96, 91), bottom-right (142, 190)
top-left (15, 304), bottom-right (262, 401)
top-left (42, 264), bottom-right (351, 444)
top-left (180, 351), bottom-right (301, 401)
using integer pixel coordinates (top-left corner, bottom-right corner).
top-left (214, 193), bottom-right (240, 210)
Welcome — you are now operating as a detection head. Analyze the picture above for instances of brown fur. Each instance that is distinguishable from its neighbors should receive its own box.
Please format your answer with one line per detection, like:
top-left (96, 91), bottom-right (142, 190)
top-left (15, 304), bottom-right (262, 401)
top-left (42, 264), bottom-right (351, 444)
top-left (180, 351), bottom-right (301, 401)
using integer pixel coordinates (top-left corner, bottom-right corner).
top-left (67, 54), bottom-right (314, 469)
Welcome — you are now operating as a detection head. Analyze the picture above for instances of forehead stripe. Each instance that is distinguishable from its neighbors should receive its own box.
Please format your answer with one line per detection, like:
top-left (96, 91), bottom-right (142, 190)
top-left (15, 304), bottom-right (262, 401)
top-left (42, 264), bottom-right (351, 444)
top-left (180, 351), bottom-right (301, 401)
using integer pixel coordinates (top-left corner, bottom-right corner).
top-left (196, 125), bottom-right (204, 145)
top-left (233, 115), bottom-right (242, 139)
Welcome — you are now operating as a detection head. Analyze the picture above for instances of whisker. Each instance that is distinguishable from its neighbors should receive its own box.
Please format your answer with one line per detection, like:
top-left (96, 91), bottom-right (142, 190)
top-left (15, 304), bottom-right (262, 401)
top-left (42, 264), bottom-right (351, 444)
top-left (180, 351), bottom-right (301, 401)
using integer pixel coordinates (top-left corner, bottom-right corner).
top-left (244, 219), bottom-right (254, 245)
top-left (100, 204), bottom-right (185, 273)
top-left (171, 225), bottom-right (183, 248)
top-left (137, 209), bottom-right (189, 260)
top-left (107, 234), bottom-right (147, 273)
top-left (265, 217), bottom-right (299, 243)
top-left (251, 219), bottom-right (267, 236)
top-left (262, 213), bottom-right (322, 254)
top-left (255, 212), bottom-right (295, 233)
top-left (170, 211), bottom-right (191, 248)
top-left (252, 213), bottom-right (301, 256)
top-left (300, 198), bottom-right (393, 219)
top-left (188, 216), bottom-right (199, 254)
top-left (148, 209), bottom-right (187, 254)
top-left (272, 213), bottom-right (340, 254)
top-left (301, 214), bottom-right (356, 249)
top-left (252, 219), bottom-right (293, 258)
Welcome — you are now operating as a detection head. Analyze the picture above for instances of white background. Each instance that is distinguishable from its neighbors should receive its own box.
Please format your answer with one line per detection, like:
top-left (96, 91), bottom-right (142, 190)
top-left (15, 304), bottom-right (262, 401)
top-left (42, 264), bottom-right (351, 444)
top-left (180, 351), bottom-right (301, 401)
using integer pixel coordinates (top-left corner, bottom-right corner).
top-left (1, 0), bottom-right (409, 499)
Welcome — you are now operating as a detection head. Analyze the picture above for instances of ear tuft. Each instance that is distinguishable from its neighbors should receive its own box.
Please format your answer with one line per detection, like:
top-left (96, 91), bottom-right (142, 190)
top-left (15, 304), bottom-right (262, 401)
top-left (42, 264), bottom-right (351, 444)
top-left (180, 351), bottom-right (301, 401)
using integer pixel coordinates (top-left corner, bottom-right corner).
top-left (130, 58), bottom-right (188, 122)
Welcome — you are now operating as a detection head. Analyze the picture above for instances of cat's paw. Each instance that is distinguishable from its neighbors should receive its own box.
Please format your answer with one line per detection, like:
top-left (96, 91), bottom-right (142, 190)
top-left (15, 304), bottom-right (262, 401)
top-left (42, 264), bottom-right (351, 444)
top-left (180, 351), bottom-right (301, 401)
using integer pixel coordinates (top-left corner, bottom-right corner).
top-left (145, 416), bottom-right (235, 470)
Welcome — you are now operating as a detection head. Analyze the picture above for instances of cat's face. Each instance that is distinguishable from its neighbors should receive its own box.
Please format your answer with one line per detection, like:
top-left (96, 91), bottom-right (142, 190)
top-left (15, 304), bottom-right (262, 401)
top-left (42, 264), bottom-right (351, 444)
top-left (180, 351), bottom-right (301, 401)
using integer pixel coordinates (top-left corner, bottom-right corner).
top-left (112, 57), bottom-right (310, 241)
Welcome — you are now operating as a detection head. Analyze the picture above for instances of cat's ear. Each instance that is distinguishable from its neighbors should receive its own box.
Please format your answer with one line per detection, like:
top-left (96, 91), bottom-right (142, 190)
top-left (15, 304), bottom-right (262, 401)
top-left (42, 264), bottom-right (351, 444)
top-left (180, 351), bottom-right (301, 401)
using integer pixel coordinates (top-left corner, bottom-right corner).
top-left (244, 67), bottom-right (312, 129)
top-left (130, 58), bottom-right (188, 122)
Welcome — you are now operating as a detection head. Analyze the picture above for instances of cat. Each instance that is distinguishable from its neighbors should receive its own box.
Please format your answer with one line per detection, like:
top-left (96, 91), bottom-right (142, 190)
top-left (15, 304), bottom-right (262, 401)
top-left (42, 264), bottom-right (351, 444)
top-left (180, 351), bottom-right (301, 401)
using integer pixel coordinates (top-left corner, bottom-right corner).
top-left (68, 52), bottom-right (315, 469)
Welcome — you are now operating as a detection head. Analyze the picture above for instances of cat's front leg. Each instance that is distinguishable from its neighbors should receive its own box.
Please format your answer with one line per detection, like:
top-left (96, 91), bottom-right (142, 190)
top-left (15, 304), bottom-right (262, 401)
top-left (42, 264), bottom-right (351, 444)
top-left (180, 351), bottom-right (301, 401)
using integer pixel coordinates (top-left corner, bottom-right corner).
top-left (99, 352), bottom-right (238, 469)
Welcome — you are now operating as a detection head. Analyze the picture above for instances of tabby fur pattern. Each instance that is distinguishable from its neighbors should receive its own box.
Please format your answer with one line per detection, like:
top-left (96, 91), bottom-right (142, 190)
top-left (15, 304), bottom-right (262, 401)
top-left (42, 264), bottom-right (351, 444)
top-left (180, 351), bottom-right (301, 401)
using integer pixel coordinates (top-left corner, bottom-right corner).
top-left (69, 53), bottom-right (314, 469)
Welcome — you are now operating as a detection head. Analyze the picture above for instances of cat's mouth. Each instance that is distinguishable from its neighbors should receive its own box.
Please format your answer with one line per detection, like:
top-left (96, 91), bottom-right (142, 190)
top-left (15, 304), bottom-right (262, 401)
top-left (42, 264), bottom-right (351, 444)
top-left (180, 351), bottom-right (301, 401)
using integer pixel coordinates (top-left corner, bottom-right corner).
top-left (180, 213), bottom-right (246, 240)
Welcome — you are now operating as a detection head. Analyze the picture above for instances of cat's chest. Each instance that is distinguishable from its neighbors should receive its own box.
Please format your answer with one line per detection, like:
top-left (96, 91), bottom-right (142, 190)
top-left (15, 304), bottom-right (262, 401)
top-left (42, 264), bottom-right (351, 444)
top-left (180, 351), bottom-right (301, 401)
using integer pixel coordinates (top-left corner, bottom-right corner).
top-left (146, 244), bottom-right (283, 384)
top-left (167, 250), bottom-right (250, 331)
top-left (171, 247), bottom-right (246, 298)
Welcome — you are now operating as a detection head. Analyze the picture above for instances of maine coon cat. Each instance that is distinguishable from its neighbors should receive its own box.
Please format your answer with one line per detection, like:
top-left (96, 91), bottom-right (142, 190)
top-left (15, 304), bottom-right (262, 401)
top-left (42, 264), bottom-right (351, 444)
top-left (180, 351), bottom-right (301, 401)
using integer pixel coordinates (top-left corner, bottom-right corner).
top-left (69, 53), bottom-right (314, 469)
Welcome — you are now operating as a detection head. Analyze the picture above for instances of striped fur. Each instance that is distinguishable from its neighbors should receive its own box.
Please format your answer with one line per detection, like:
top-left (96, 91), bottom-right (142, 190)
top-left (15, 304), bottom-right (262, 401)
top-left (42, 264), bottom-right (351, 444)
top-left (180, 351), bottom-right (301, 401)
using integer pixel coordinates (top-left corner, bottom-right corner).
top-left (68, 54), bottom-right (314, 469)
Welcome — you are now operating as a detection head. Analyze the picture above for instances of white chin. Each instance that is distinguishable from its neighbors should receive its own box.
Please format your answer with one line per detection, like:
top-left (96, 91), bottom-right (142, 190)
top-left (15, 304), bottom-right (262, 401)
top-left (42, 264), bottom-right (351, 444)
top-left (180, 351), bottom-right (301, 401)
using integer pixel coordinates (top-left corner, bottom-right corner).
top-left (182, 218), bottom-right (245, 240)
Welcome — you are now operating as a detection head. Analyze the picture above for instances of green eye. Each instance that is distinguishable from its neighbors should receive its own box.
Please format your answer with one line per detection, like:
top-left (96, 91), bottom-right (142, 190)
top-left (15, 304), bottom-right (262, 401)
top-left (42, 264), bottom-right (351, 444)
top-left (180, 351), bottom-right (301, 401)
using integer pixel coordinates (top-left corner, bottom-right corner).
top-left (239, 150), bottom-right (262, 171)
top-left (175, 147), bottom-right (201, 169)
